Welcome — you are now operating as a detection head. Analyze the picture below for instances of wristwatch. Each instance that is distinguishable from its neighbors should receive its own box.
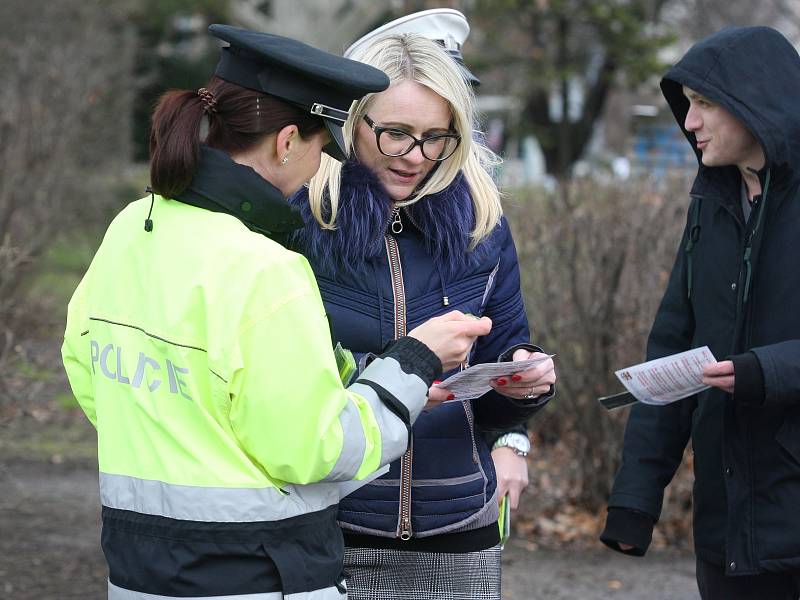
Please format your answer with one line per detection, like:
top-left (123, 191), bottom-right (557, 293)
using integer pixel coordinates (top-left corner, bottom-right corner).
top-left (492, 433), bottom-right (531, 457)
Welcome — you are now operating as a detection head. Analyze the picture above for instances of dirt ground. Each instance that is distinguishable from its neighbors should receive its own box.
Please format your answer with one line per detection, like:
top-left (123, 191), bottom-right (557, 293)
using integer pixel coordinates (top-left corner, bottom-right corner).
top-left (0, 415), bottom-right (698, 600)
top-left (502, 541), bottom-right (697, 600)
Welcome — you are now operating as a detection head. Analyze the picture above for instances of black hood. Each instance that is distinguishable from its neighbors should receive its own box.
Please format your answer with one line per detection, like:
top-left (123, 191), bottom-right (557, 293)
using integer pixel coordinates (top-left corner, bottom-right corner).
top-left (661, 26), bottom-right (800, 173)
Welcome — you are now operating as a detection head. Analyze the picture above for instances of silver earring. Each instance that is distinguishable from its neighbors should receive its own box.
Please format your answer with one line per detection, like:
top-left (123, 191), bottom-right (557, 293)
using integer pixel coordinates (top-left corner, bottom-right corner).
top-left (281, 155), bottom-right (289, 165)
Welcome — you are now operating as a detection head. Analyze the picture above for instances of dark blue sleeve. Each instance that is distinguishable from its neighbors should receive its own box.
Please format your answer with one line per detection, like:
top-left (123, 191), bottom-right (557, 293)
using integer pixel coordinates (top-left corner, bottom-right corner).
top-left (470, 218), bottom-right (551, 430)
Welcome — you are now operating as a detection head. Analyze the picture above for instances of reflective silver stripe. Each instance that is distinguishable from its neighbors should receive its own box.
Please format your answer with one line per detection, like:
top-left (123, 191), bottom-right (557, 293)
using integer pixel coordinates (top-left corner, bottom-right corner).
top-left (109, 581), bottom-right (283, 599)
top-left (100, 472), bottom-right (338, 522)
top-left (109, 581), bottom-right (344, 600)
top-left (359, 356), bottom-right (428, 423)
top-left (365, 472), bottom-right (484, 487)
top-left (321, 396), bottom-right (367, 482)
top-left (348, 356), bottom-right (427, 464)
top-left (286, 585), bottom-right (346, 600)
top-left (348, 380), bottom-right (408, 465)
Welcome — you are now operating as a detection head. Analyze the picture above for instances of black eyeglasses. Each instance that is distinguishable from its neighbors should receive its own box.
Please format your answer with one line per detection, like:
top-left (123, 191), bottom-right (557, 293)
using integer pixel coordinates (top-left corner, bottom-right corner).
top-left (363, 115), bottom-right (461, 161)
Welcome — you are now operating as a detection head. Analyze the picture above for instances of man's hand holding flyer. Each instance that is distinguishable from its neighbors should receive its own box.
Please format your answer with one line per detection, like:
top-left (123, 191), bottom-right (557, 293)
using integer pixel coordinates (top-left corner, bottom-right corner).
top-left (600, 346), bottom-right (717, 410)
top-left (615, 346), bottom-right (717, 405)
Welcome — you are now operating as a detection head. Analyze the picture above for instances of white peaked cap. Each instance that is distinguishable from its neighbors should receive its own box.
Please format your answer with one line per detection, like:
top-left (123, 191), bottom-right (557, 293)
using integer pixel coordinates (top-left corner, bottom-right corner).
top-left (344, 8), bottom-right (479, 86)
top-left (344, 8), bottom-right (470, 58)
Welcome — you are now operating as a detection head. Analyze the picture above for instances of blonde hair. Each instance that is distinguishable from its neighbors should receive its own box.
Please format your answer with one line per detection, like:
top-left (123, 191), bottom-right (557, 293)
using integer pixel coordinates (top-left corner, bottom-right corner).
top-left (307, 34), bottom-right (503, 248)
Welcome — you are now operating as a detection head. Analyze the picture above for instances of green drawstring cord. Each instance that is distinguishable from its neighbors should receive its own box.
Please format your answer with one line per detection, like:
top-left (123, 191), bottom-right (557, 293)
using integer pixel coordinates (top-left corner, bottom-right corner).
top-left (685, 197), bottom-right (702, 299)
top-left (742, 168), bottom-right (771, 304)
top-left (742, 245), bottom-right (753, 302)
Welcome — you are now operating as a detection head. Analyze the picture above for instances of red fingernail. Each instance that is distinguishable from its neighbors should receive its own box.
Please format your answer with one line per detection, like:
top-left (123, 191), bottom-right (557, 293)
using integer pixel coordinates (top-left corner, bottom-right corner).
top-left (447, 394), bottom-right (455, 401)
top-left (497, 378), bottom-right (507, 386)
top-left (511, 374), bottom-right (522, 382)
top-left (433, 380), bottom-right (442, 385)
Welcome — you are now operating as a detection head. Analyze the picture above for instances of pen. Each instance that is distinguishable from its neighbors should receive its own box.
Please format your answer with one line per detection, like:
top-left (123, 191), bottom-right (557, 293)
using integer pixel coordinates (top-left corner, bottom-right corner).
top-left (461, 313), bottom-right (480, 371)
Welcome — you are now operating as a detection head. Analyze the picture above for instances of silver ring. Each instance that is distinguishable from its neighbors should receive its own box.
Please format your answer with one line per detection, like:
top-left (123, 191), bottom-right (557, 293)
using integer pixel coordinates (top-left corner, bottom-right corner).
top-left (523, 391), bottom-right (536, 400)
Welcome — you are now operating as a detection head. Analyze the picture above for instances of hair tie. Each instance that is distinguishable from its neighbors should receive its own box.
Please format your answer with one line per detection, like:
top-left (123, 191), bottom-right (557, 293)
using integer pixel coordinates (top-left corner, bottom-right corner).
top-left (197, 87), bottom-right (218, 114)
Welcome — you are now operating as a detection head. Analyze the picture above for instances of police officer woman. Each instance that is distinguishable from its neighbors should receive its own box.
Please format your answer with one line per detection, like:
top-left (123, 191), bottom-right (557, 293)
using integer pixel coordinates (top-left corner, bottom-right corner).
top-left (62, 25), bottom-right (490, 600)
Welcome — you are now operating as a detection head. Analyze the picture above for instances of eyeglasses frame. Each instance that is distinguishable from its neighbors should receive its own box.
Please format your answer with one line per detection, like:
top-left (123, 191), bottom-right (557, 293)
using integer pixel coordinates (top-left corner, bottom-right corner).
top-left (362, 115), bottom-right (461, 162)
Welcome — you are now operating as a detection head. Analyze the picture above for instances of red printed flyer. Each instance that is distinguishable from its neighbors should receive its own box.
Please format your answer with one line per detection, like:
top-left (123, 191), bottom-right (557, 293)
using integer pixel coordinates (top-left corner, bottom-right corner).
top-left (614, 346), bottom-right (717, 405)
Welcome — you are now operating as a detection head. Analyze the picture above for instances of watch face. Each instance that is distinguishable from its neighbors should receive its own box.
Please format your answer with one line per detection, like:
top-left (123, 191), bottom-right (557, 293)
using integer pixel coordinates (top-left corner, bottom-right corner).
top-left (498, 433), bottom-right (530, 454)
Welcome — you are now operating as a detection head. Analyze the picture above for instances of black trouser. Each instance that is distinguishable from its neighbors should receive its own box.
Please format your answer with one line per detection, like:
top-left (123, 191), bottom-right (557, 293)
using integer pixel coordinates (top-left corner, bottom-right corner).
top-left (697, 558), bottom-right (800, 600)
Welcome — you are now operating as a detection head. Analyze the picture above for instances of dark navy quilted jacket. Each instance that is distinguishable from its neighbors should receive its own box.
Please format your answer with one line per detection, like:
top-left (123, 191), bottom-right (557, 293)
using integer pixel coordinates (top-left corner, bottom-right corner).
top-left (289, 163), bottom-right (550, 539)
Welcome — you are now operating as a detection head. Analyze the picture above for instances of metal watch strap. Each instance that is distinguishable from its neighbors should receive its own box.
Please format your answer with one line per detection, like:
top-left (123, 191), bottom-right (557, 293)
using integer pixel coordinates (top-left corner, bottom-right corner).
top-left (492, 432), bottom-right (531, 456)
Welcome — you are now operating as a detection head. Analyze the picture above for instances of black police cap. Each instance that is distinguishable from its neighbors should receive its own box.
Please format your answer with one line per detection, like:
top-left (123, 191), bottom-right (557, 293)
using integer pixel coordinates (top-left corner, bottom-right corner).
top-left (209, 24), bottom-right (390, 161)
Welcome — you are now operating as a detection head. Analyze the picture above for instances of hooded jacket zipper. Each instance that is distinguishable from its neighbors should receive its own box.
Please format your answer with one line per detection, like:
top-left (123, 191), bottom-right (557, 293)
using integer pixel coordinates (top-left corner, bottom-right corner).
top-left (723, 169), bottom-right (771, 356)
top-left (385, 218), bottom-right (407, 338)
top-left (725, 171), bottom-right (769, 572)
top-left (384, 214), bottom-right (413, 540)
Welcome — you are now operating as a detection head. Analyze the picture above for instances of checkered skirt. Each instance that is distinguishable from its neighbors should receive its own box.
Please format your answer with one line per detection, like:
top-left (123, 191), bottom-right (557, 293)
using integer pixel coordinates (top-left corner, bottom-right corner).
top-left (342, 545), bottom-right (502, 600)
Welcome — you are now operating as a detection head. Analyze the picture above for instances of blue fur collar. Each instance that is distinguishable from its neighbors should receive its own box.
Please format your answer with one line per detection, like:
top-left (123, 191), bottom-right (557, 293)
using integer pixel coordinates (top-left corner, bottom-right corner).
top-left (289, 162), bottom-right (489, 278)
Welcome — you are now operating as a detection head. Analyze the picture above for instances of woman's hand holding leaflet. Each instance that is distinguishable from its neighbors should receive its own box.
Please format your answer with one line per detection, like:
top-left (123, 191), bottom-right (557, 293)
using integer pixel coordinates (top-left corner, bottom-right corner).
top-left (408, 311), bottom-right (492, 373)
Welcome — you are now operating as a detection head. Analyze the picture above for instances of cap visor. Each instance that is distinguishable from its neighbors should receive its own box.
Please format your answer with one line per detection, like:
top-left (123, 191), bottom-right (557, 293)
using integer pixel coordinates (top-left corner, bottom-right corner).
top-left (322, 121), bottom-right (348, 162)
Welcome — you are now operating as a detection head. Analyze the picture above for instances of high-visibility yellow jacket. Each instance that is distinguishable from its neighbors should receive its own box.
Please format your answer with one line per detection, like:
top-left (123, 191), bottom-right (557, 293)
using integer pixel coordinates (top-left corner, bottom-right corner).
top-left (62, 148), bottom-right (440, 599)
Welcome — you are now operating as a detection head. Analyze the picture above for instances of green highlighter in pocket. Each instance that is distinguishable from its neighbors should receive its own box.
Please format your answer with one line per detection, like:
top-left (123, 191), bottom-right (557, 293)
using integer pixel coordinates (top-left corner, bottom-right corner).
top-left (498, 494), bottom-right (511, 549)
top-left (334, 342), bottom-right (357, 387)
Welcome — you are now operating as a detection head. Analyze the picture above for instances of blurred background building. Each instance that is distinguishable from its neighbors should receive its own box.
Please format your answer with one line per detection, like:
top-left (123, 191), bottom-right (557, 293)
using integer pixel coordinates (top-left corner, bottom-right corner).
top-left (131, 0), bottom-right (800, 186)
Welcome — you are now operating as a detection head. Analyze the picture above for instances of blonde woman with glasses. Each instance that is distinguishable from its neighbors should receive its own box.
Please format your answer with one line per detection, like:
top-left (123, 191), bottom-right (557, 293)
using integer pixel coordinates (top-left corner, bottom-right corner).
top-left (289, 33), bottom-right (556, 600)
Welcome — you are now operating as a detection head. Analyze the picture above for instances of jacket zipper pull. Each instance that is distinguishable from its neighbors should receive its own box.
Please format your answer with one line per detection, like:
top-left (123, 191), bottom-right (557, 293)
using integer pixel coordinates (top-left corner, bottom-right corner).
top-left (391, 209), bottom-right (403, 234)
top-left (400, 517), bottom-right (412, 540)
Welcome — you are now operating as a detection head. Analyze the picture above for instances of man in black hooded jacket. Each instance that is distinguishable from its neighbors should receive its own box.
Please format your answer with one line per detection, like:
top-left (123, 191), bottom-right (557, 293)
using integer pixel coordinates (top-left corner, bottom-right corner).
top-left (600, 26), bottom-right (800, 599)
